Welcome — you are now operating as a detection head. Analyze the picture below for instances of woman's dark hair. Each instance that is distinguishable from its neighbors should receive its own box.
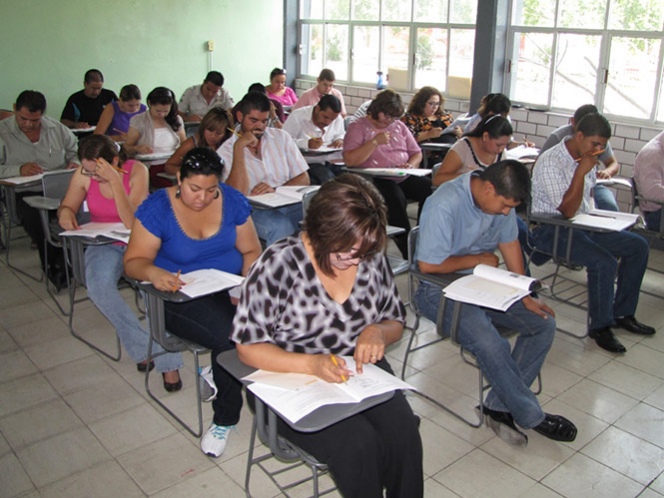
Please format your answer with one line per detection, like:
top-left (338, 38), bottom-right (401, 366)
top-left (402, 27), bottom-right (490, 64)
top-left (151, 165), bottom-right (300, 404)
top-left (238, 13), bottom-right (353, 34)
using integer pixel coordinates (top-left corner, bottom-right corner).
top-left (407, 86), bottom-right (444, 117)
top-left (196, 107), bottom-right (233, 148)
top-left (477, 93), bottom-right (511, 118)
top-left (146, 87), bottom-right (181, 132)
top-left (78, 134), bottom-right (127, 165)
top-left (303, 174), bottom-right (388, 277)
top-left (367, 89), bottom-right (405, 120)
top-left (465, 115), bottom-right (513, 139)
top-left (269, 67), bottom-right (287, 80)
top-left (180, 147), bottom-right (224, 180)
top-left (119, 84), bottom-right (141, 102)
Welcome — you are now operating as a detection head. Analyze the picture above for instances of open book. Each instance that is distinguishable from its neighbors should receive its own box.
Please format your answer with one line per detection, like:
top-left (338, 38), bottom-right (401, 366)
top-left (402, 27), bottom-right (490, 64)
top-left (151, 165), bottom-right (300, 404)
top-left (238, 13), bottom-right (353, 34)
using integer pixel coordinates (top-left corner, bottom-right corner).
top-left (348, 167), bottom-right (432, 178)
top-left (442, 264), bottom-right (542, 312)
top-left (505, 145), bottom-right (540, 161)
top-left (249, 185), bottom-right (320, 208)
top-left (571, 209), bottom-right (641, 232)
top-left (244, 357), bottom-right (416, 424)
top-left (596, 177), bottom-right (632, 189)
top-left (302, 145), bottom-right (343, 155)
top-left (60, 222), bottom-right (130, 243)
top-left (177, 269), bottom-right (244, 298)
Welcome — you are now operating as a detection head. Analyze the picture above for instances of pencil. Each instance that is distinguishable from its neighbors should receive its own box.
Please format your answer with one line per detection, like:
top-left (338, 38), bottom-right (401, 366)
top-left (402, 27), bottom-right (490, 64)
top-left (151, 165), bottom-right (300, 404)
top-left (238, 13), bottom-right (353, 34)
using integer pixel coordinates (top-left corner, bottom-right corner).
top-left (96, 158), bottom-right (127, 174)
top-left (330, 354), bottom-right (347, 383)
top-left (227, 127), bottom-right (242, 137)
top-left (172, 269), bottom-right (181, 293)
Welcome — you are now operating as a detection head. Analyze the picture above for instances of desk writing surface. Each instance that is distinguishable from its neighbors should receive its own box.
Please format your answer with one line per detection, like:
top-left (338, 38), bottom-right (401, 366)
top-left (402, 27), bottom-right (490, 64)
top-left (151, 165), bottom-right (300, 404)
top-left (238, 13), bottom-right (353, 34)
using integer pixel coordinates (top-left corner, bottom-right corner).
top-left (135, 152), bottom-right (173, 163)
top-left (217, 350), bottom-right (394, 432)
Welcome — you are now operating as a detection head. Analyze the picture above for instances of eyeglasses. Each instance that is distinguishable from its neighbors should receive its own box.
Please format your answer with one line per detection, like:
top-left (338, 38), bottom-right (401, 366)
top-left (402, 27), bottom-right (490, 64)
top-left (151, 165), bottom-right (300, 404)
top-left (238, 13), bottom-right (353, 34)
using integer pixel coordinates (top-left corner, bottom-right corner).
top-left (426, 101), bottom-right (441, 107)
top-left (335, 247), bottom-right (373, 262)
top-left (80, 166), bottom-right (99, 178)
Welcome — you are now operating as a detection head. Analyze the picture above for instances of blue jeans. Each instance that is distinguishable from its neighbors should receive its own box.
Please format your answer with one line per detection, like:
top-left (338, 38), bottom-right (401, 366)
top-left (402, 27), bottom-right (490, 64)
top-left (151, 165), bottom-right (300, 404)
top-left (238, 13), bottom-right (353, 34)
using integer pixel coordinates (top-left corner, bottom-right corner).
top-left (414, 281), bottom-right (554, 428)
top-left (252, 203), bottom-right (303, 246)
top-left (164, 292), bottom-right (242, 426)
top-left (85, 244), bottom-right (182, 372)
top-left (531, 225), bottom-right (649, 329)
top-left (644, 209), bottom-right (662, 232)
top-left (593, 184), bottom-right (619, 211)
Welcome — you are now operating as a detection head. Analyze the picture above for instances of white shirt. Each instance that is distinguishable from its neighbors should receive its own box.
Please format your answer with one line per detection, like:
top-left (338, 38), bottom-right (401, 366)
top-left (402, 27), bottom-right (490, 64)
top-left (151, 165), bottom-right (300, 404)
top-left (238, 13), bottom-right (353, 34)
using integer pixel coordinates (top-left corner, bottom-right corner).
top-left (282, 105), bottom-right (345, 163)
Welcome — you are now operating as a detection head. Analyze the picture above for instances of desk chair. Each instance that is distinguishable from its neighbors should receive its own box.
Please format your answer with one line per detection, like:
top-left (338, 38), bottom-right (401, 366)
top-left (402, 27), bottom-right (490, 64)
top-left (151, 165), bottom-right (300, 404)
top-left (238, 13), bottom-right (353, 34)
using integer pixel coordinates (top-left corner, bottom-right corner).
top-left (184, 122), bottom-right (200, 139)
top-left (630, 181), bottom-right (664, 298)
top-left (401, 227), bottom-right (541, 427)
top-left (134, 281), bottom-right (209, 437)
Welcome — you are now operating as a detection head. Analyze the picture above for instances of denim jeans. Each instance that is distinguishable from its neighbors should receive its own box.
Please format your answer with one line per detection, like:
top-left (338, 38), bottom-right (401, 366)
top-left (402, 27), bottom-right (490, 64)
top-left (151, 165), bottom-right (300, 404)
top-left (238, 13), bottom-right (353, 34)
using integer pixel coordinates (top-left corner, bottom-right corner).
top-left (644, 209), bottom-right (662, 232)
top-left (593, 184), bottom-right (619, 212)
top-left (531, 225), bottom-right (649, 329)
top-left (164, 292), bottom-right (242, 427)
top-left (84, 244), bottom-right (182, 372)
top-left (414, 281), bottom-right (554, 428)
top-left (252, 203), bottom-right (303, 246)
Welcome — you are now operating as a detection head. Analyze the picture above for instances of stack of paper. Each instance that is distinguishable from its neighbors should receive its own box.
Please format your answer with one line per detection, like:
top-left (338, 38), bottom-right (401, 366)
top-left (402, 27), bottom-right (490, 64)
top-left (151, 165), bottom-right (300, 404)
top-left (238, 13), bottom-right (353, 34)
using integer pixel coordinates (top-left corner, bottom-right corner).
top-left (250, 185), bottom-right (320, 208)
top-left (177, 269), bottom-right (244, 298)
top-left (60, 222), bottom-right (130, 243)
top-left (571, 209), bottom-right (641, 231)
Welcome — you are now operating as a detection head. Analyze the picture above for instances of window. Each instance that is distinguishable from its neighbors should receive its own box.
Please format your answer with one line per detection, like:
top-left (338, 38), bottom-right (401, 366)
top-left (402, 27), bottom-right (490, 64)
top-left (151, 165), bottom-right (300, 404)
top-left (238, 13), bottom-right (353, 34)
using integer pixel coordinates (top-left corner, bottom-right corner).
top-left (298, 0), bottom-right (476, 94)
top-left (506, 0), bottom-right (664, 124)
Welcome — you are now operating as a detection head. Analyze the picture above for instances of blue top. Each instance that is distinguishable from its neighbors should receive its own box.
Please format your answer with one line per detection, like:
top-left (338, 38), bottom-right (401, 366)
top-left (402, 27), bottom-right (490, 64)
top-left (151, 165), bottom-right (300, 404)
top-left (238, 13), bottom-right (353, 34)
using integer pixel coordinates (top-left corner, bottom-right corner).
top-left (107, 100), bottom-right (147, 135)
top-left (416, 171), bottom-right (517, 268)
top-left (136, 183), bottom-right (251, 275)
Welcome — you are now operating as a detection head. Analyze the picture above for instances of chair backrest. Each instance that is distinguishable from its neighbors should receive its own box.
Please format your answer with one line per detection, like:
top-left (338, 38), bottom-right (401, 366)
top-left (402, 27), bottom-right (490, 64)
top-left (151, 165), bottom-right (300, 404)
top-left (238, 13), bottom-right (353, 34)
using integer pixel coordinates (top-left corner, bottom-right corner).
top-left (184, 122), bottom-right (200, 139)
top-left (41, 169), bottom-right (76, 200)
top-left (301, 188), bottom-right (318, 218)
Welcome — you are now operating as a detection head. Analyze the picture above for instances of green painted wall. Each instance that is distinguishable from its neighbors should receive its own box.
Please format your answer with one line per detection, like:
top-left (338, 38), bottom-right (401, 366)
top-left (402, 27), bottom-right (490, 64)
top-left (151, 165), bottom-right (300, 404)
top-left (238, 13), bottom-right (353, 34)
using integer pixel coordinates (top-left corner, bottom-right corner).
top-left (1, 0), bottom-right (284, 118)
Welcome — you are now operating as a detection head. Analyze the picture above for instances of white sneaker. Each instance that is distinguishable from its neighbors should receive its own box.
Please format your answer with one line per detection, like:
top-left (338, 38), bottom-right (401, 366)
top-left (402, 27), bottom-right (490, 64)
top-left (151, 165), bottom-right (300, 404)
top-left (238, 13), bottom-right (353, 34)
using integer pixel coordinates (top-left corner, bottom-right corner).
top-left (198, 365), bottom-right (218, 402)
top-left (201, 423), bottom-right (233, 457)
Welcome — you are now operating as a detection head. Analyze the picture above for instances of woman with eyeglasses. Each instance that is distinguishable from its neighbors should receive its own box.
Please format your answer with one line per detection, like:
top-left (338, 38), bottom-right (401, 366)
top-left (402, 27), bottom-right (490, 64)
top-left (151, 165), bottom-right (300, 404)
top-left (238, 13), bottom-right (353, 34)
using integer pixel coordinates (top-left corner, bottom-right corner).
top-left (433, 115), bottom-right (513, 187)
top-left (265, 67), bottom-right (298, 108)
top-left (94, 84), bottom-right (146, 143)
top-left (401, 86), bottom-right (461, 144)
top-left (343, 89), bottom-right (431, 259)
top-left (232, 174), bottom-right (423, 498)
top-left (164, 107), bottom-right (233, 175)
top-left (124, 86), bottom-right (186, 188)
top-left (124, 147), bottom-right (261, 458)
top-left (58, 134), bottom-right (183, 386)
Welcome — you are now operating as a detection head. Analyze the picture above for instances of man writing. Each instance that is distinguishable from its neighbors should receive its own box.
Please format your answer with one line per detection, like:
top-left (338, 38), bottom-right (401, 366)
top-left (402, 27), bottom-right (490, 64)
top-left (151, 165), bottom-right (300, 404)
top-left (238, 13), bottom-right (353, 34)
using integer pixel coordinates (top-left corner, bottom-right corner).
top-left (283, 94), bottom-right (345, 184)
top-left (218, 92), bottom-right (309, 245)
top-left (179, 71), bottom-right (234, 123)
top-left (61, 69), bottom-right (117, 129)
top-left (414, 160), bottom-right (577, 446)
top-left (531, 113), bottom-right (654, 353)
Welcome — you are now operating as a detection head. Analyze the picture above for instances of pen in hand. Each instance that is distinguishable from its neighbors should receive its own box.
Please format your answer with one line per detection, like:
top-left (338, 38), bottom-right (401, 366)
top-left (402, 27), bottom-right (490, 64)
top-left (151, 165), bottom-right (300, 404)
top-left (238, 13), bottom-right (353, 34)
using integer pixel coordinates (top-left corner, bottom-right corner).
top-left (330, 354), bottom-right (348, 384)
top-left (171, 269), bottom-right (181, 293)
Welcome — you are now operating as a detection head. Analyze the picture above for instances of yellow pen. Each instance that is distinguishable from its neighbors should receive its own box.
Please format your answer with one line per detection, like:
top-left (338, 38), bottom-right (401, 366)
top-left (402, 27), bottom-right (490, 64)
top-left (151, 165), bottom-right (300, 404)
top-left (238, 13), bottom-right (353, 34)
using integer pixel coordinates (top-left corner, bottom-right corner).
top-left (171, 269), bottom-right (181, 293)
top-left (227, 127), bottom-right (242, 137)
top-left (330, 354), bottom-right (347, 384)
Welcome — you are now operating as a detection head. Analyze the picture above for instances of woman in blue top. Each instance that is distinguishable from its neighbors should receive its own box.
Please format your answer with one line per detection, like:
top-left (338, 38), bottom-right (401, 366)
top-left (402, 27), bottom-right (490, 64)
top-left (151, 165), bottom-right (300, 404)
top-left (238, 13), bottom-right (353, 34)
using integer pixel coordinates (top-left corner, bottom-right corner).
top-left (124, 147), bottom-right (261, 458)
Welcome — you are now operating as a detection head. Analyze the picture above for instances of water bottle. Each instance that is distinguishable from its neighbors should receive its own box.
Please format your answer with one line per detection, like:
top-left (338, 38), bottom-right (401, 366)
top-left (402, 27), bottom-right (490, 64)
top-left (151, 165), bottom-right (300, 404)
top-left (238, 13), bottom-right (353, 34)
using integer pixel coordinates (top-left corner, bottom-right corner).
top-left (377, 71), bottom-right (386, 90)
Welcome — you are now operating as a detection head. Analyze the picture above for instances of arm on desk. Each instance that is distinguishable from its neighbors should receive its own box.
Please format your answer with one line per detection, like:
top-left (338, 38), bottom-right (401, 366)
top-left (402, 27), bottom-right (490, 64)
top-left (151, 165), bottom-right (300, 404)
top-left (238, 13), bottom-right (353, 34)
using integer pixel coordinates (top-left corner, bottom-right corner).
top-left (123, 127), bottom-right (151, 156)
top-left (432, 149), bottom-right (463, 187)
top-left (283, 171), bottom-right (310, 187)
top-left (418, 252), bottom-right (498, 275)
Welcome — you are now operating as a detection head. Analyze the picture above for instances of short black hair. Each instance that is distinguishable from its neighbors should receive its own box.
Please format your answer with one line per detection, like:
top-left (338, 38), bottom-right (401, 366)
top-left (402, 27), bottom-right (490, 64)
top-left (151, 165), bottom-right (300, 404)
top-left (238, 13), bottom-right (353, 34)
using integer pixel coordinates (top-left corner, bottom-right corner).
top-left (205, 71), bottom-right (224, 87)
top-left (247, 83), bottom-right (267, 94)
top-left (236, 92), bottom-right (271, 116)
top-left (572, 104), bottom-right (598, 125)
top-left (15, 90), bottom-right (47, 113)
top-left (576, 113), bottom-right (611, 139)
top-left (84, 69), bottom-right (104, 84)
top-left (317, 94), bottom-right (341, 113)
top-left (479, 159), bottom-right (531, 204)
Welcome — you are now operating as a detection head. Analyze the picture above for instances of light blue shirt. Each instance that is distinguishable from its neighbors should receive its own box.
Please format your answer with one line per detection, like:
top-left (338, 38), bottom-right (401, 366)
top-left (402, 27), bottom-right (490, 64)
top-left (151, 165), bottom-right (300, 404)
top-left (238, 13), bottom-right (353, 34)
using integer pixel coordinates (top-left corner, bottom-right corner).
top-left (416, 172), bottom-right (517, 268)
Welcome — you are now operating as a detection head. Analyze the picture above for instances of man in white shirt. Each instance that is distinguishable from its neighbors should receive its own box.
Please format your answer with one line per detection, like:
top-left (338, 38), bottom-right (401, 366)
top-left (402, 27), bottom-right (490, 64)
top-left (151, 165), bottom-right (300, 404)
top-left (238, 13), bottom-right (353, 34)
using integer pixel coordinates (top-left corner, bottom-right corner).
top-left (218, 92), bottom-right (309, 245)
top-left (283, 94), bottom-right (345, 184)
top-left (179, 71), bottom-right (234, 123)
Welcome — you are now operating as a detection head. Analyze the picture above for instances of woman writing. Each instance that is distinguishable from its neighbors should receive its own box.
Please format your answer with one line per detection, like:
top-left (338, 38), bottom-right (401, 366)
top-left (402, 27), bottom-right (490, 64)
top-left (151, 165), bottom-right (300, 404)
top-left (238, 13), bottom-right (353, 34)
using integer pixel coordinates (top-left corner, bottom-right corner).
top-left (164, 107), bottom-right (233, 175)
top-left (401, 86), bottom-right (461, 144)
top-left (265, 67), bottom-right (298, 108)
top-left (232, 174), bottom-right (423, 498)
top-left (124, 147), bottom-right (261, 458)
top-left (58, 135), bottom-right (182, 387)
top-left (124, 87), bottom-right (186, 188)
top-left (433, 115), bottom-right (513, 186)
top-left (94, 84), bottom-right (146, 142)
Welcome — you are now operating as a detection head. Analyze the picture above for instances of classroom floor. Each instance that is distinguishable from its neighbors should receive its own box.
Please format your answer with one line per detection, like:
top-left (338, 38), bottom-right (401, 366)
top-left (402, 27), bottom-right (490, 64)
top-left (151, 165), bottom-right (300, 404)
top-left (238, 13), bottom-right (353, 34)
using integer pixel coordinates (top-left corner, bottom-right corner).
top-left (2, 228), bottom-right (664, 498)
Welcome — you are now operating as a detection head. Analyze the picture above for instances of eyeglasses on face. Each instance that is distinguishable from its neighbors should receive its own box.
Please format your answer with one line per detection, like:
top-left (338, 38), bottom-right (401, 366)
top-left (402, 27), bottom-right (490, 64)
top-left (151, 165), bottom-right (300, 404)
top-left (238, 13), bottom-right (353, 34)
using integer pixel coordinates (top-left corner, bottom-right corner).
top-left (426, 101), bottom-right (441, 107)
top-left (80, 166), bottom-right (100, 177)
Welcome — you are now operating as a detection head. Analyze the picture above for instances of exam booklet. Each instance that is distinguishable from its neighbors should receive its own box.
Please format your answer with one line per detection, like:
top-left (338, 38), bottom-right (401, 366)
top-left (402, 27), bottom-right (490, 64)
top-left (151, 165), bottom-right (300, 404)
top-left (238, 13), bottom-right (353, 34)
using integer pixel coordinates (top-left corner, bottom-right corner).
top-left (177, 269), bottom-right (244, 298)
top-left (571, 209), bottom-right (640, 232)
top-left (505, 145), bottom-right (540, 161)
top-left (442, 264), bottom-right (542, 312)
top-left (244, 357), bottom-right (416, 423)
top-left (60, 222), bottom-right (130, 243)
top-left (249, 185), bottom-right (320, 208)
top-left (348, 168), bottom-right (432, 178)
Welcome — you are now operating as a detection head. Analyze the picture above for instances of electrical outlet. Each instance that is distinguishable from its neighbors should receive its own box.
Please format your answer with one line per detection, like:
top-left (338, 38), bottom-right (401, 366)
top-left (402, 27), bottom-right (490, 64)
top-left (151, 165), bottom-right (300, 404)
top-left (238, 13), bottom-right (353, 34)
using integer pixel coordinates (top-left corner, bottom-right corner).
top-left (207, 40), bottom-right (215, 52)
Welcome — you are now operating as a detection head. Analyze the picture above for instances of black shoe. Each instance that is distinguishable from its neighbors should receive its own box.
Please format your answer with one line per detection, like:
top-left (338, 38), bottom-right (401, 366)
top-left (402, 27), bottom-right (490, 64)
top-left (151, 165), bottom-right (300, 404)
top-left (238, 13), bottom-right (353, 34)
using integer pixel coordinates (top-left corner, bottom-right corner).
top-left (163, 372), bottom-right (182, 392)
top-left (615, 316), bottom-right (656, 336)
top-left (589, 327), bottom-right (626, 353)
top-left (136, 360), bottom-right (155, 373)
top-left (478, 405), bottom-right (528, 446)
top-left (532, 414), bottom-right (577, 442)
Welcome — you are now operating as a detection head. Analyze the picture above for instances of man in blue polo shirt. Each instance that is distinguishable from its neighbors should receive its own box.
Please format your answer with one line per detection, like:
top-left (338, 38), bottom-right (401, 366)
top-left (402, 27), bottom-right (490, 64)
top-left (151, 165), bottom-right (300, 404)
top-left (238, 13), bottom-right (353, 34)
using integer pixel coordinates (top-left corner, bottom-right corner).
top-left (414, 160), bottom-right (577, 446)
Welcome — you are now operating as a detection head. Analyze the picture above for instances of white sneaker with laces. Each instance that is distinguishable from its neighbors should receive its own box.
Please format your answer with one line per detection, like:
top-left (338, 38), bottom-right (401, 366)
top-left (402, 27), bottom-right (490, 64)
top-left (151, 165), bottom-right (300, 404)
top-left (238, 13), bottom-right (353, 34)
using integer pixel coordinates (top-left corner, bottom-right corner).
top-left (198, 365), bottom-right (218, 402)
top-left (201, 423), bottom-right (233, 457)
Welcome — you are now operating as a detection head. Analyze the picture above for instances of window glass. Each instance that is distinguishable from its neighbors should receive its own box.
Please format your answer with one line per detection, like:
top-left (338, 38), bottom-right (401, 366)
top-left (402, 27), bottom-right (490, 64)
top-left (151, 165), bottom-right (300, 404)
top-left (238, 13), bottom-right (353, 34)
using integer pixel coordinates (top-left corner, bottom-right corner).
top-left (352, 25), bottom-right (380, 84)
top-left (608, 0), bottom-right (664, 31)
top-left (301, 24), bottom-right (324, 77)
top-left (551, 34), bottom-right (601, 110)
top-left (352, 0), bottom-right (379, 20)
top-left (300, 0), bottom-right (323, 19)
top-left (414, 0), bottom-right (448, 23)
top-left (449, 0), bottom-right (477, 24)
top-left (383, 26), bottom-right (410, 90)
top-left (509, 31), bottom-right (553, 107)
top-left (415, 28), bottom-right (448, 91)
top-left (511, 0), bottom-right (555, 27)
top-left (381, 0), bottom-right (412, 22)
top-left (326, 24), bottom-right (349, 80)
top-left (558, 0), bottom-right (607, 29)
top-left (449, 28), bottom-right (475, 79)
top-left (325, 0), bottom-right (350, 19)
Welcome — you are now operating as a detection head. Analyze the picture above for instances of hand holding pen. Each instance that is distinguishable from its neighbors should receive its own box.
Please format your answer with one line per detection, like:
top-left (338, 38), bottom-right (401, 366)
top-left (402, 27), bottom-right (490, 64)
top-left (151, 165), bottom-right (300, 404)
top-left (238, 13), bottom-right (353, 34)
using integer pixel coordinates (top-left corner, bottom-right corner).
top-left (329, 354), bottom-right (351, 384)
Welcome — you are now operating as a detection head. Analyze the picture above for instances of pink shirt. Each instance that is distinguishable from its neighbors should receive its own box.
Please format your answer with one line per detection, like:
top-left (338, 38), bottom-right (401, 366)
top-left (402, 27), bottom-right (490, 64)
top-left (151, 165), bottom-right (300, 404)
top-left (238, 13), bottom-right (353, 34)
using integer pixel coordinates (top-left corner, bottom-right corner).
top-left (87, 160), bottom-right (135, 223)
top-left (291, 87), bottom-right (347, 115)
top-left (266, 86), bottom-right (298, 107)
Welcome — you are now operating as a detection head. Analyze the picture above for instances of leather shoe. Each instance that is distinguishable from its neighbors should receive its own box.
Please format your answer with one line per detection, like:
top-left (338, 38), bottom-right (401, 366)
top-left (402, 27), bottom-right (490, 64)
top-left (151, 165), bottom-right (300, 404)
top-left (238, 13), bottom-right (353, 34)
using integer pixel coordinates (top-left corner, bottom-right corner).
top-left (532, 414), bottom-right (577, 442)
top-left (589, 327), bottom-right (626, 353)
top-left (478, 405), bottom-right (528, 446)
top-left (136, 360), bottom-right (155, 373)
top-left (615, 316), bottom-right (656, 336)
top-left (163, 371), bottom-right (182, 392)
